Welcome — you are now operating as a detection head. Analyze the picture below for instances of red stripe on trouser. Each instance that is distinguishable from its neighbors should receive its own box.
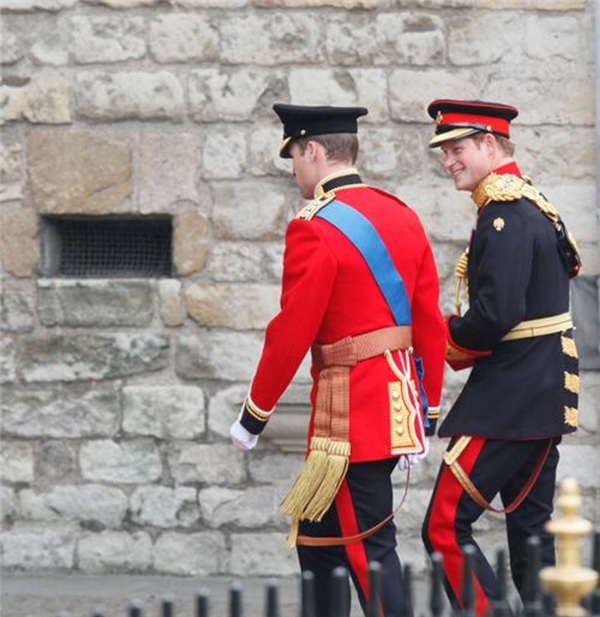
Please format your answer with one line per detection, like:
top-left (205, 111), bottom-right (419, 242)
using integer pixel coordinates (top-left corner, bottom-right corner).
top-left (427, 437), bottom-right (489, 617)
top-left (336, 479), bottom-right (384, 617)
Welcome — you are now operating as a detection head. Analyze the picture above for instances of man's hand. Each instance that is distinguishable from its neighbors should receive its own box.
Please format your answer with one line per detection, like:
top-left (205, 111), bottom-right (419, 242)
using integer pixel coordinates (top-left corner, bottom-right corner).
top-left (397, 438), bottom-right (429, 470)
top-left (230, 419), bottom-right (259, 451)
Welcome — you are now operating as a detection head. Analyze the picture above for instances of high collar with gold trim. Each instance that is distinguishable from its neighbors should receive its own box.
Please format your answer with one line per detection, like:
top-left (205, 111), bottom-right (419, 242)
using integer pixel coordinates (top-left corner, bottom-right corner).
top-left (314, 168), bottom-right (364, 197)
top-left (470, 161), bottom-right (522, 209)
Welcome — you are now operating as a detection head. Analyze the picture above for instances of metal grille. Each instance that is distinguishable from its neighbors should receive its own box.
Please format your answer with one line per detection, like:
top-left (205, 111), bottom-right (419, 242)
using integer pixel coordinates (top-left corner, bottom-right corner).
top-left (44, 217), bottom-right (173, 278)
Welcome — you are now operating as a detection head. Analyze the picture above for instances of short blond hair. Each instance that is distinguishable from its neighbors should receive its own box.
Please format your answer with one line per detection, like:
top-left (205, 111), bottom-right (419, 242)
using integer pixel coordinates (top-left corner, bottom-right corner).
top-left (472, 132), bottom-right (516, 157)
top-left (295, 133), bottom-right (359, 164)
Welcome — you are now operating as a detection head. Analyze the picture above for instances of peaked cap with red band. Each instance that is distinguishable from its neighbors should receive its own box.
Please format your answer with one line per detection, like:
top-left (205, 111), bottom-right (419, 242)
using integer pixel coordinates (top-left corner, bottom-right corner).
top-left (427, 99), bottom-right (519, 148)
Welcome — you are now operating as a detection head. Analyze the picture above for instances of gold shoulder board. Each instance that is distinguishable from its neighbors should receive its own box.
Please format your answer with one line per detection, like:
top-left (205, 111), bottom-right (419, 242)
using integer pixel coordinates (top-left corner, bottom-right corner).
top-left (295, 193), bottom-right (335, 221)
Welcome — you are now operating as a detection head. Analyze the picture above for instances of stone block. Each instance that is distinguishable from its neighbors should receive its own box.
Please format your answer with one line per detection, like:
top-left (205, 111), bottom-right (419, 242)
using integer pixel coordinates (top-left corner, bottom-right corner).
top-left (557, 444), bottom-right (600, 489)
top-left (31, 30), bottom-right (69, 66)
top-left (75, 71), bottom-right (184, 121)
top-left (1, 75), bottom-right (71, 124)
top-left (173, 211), bottom-right (208, 276)
top-left (230, 532), bottom-right (299, 576)
top-left (483, 68), bottom-right (594, 127)
top-left (78, 530), bottom-right (153, 573)
top-left (139, 132), bottom-right (201, 213)
top-left (0, 442), bottom-right (34, 484)
top-left (389, 183), bottom-right (473, 243)
top-left (152, 531), bottom-right (227, 575)
top-left (27, 130), bottom-right (132, 214)
top-left (169, 0), bottom-right (247, 5)
top-left (0, 336), bottom-right (17, 384)
top-left (122, 385), bottom-right (205, 440)
top-left (248, 124), bottom-right (290, 177)
top-left (1, 523), bottom-right (77, 570)
top-left (199, 485), bottom-right (284, 528)
top-left (149, 14), bottom-right (218, 63)
top-left (220, 12), bottom-right (323, 65)
top-left (207, 384), bottom-right (249, 439)
top-left (249, 451), bottom-right (304, 484)
top-left (289, 68), bottom-right (389, 123)
top-left (202, 125), bottom-right (247, 179)
top-left (80, 440), bottom-right (163, 484)
top-left (578, 371), bottom-right (599, 434)
top-left (168, 443), bottom-right (245, 485)
top-left (1, 386), bottom-right (119, 438)
top-left (19, 333), bottom-right (169, 383)
top-left (546, 185), bottom-right (596, 245)
top-left (517, 127), bottom-right (595, 184)
top-left (1, 0), bottom-right (76, 8)
top-left (82, 0), bottom-right (157, 6)
top-left (360, 126), bottom-right (426, 180)
top-left (211, 181), bottom-right (291, 240)
top-left (34, 442), bottom-right (77, 483)
top-left (1, 486), bottom-right (17, 521)
top-left (69, 16), bottom-right (145, 64)
top-left (37, 280), bottom-right (153, 327)
top-left (1, 27), bottom-right (24, 65)
top-left (20, 485), bottom-right (128, 527)
top-left (255, 0), bottom-right (375, 5)
top-left (326, 12), bottom-right (443, 67)
top-left (175, 331), bottom-right (263, 381)
top-left (207, 242), bottom-right (283, 283)
top-left (188, 68), bottom-right (285, 121)
top-left (185, 283), bottom-right (279, 330)
top-left (0, 201), bottom-right (38, 277)
top-left (0, 135), bottom-right (23, 193)
top-left (474, 0), bottom-right (585, 9)
top-left (0, 280), bottom-right (36, 333)
top-left (389, 68), bottom-right (481, 123)
top-left (157, 279), bottom-right (186, 327)
top-left (130, 486), bottom-right (200, 528)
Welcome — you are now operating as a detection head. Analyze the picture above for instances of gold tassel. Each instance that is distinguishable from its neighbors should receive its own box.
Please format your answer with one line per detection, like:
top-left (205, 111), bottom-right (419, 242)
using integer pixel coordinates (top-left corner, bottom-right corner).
top-left (287, 517), bottom-right (300, 549)
top-left (301, 440), bottom-right (350, 522)
top-left (279, 436), bottom-right (331, 518)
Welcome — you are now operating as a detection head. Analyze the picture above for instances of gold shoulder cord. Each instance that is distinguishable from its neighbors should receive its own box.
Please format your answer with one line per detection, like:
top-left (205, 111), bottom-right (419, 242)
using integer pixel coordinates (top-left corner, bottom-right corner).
top-left (295, 193), bottom-right (335, 221)
top-left (456, 173), bottom-right (581, 315)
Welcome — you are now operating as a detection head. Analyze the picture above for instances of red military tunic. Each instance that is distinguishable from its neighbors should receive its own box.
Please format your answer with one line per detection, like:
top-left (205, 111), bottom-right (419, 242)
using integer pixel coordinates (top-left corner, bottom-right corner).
top-left (241, 169), bottom-right (446, 463)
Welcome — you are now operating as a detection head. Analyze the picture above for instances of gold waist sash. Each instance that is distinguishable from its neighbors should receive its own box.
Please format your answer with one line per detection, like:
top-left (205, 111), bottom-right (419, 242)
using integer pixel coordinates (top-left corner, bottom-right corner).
top-left (500, 312), bottom-right (573, 342)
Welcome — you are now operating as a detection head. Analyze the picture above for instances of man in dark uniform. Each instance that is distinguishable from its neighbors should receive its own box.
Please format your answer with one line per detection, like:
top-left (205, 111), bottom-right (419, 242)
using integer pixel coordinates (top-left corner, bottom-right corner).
top-left (230, 104), bottom-right (447, 617)
top-left (421, 99), bottom-right (581, 617)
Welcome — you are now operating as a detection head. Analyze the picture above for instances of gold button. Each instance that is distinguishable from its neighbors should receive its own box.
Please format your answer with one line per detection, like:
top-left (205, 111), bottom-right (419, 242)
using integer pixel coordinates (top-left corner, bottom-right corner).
top-left (393, 403), bottom-right (402, 411)
top-left (395, 414), bottom-right (403, 423)
top-left (396, 426), bottom-right (404, 435)
top-left (391, 391), bottom-right (400, 400)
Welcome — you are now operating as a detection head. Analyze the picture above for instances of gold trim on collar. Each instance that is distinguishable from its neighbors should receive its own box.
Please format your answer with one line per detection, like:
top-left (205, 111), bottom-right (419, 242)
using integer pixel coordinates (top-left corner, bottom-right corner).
top-left (314, 168), bottom-right (360, 197)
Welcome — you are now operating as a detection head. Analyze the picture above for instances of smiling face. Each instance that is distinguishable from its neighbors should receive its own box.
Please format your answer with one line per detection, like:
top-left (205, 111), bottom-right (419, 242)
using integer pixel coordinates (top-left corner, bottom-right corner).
top-left (440, 135), bottom-right (496, 192)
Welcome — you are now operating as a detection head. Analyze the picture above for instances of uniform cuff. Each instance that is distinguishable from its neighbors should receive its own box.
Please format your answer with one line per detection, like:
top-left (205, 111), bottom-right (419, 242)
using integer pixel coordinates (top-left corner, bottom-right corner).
top-left (239, 394), bottom-right (274, 435)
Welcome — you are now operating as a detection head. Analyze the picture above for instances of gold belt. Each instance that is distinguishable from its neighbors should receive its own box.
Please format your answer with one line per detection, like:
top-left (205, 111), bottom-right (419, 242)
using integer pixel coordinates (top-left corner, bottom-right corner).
top-left (500, 312), bottom-right (573, 342)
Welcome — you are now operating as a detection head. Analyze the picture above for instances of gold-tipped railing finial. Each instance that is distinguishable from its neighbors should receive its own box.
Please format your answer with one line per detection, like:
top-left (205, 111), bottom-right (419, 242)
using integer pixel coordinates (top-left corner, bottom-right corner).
top-left (539, 478), bottom-right (598, 617)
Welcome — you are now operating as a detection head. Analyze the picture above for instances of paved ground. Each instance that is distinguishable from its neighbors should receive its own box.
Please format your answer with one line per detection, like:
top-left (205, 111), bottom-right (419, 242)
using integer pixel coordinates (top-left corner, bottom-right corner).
top-left (0, 572), bottom-right (433, 617)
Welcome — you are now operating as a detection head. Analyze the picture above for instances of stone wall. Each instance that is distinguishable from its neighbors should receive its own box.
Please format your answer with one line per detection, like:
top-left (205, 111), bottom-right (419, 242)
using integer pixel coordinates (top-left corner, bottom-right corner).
top-left (1, 0), bottom-right (598, 578)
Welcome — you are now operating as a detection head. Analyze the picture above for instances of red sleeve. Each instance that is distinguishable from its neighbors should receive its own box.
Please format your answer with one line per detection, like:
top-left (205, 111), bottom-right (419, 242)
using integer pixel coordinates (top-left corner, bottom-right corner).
top-left (410, 241), bottom-right (447, 429)
top-left (249, 219), bottom-right (337, 413)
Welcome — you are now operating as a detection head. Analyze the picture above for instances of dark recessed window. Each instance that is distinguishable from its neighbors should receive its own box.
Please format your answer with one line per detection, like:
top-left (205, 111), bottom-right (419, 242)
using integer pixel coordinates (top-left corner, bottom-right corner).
top-left (41, 216), bottom-right (173, 278)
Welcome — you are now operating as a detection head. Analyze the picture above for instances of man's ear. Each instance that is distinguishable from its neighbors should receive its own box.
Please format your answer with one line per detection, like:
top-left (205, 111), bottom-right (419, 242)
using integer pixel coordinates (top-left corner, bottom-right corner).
top-left (306, 139), bottom-right (321, 161)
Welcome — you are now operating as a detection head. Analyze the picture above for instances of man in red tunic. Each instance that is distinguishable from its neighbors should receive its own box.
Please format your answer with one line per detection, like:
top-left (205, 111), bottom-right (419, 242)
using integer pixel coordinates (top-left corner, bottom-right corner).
top-left (231, 103), bottom-right (446, 617)
top-left (422, 100), bottom-right (581, 617)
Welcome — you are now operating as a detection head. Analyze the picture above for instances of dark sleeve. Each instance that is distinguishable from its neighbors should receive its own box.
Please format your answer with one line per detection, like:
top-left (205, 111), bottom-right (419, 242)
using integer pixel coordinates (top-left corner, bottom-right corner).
top-left (449, 202), bottom-right (534, 351)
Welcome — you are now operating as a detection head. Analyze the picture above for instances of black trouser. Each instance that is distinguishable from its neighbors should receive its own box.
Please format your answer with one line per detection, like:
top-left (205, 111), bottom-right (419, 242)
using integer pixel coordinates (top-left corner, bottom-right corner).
top-left (422, 436), bottom-right (560, 617)
top-left (297, 458), bottom-right (402, 617)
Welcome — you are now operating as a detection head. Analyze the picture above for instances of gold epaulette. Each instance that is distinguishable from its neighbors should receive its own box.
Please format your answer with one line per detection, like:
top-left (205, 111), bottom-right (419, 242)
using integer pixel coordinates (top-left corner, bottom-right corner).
top-left (295, 193), bottom-right (335, 221)
top-left (471, 173), bottom-right (559, 224)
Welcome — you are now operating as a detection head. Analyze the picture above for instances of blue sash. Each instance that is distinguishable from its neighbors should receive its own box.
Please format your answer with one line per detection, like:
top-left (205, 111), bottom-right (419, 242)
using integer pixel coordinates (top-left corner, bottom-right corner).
top-left (316, 198), bottom-right (430, 420)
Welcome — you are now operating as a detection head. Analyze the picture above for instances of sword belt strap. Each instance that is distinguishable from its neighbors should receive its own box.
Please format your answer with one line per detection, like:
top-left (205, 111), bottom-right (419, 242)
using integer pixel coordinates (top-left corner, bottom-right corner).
top-left (311, 325), bottom-right (412, 371)
top-left (500, 312), bottom-right (573, 342)
top-left (443, 436), bottom-right (553, 514)
top-left (295, 466), bottom-right (411, 547)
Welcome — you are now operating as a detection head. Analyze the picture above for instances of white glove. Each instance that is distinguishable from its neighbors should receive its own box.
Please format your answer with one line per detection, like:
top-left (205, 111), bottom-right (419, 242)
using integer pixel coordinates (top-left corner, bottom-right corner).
top-left (230, 419), bottom-right (259, 452)
top-left (397, 438), bottom-right (429, 470)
